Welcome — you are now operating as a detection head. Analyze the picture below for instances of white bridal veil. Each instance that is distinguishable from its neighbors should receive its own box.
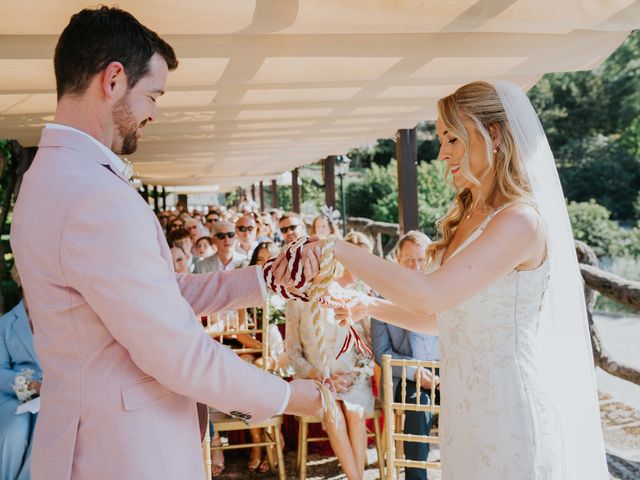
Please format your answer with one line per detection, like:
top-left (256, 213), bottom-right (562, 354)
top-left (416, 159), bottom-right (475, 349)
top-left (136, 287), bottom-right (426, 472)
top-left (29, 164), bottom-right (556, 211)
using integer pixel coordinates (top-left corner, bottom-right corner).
top-left (494, 81), bottom-right (608, 478)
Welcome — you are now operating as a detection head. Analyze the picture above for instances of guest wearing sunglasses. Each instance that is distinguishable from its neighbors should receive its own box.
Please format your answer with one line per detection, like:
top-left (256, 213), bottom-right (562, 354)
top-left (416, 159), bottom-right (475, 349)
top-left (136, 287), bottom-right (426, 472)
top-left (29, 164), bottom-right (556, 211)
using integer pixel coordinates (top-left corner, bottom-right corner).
top-left (235, 214), bottom-right (258, 262)
top-left (278, 213), bottom-right (306, 245)
top-left (194, 221), bottom-right (245, 274)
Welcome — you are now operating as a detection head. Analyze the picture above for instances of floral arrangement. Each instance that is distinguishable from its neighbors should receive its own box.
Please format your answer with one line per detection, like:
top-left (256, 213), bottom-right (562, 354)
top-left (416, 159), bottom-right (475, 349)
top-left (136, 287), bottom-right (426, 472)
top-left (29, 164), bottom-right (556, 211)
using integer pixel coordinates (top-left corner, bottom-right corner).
top-left (12, 368), bottom-right (39, 403)
top-left (353, 351), bottom-right (375, 383)
top-left (253, 293), bottom-right (286, 325)
top-left (320, 205), bottom-right (341, 224)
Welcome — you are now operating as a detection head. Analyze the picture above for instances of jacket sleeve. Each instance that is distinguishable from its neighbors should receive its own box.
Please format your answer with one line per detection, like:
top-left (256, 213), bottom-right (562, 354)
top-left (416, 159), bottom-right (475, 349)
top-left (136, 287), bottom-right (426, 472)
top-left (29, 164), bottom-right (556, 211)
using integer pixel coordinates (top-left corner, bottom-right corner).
top-left (175, 267), bottom-right (266, 317)
top-left (60, 185), bottom-right (287, 422)
top-left (370, 318), bottom-right (416, 380)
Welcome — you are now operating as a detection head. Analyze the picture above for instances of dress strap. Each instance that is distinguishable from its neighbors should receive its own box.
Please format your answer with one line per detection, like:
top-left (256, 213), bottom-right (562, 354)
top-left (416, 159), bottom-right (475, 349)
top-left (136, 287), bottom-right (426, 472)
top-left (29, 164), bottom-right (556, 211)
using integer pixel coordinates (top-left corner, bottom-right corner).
top-left (478, 202), bottom-right (515, 230)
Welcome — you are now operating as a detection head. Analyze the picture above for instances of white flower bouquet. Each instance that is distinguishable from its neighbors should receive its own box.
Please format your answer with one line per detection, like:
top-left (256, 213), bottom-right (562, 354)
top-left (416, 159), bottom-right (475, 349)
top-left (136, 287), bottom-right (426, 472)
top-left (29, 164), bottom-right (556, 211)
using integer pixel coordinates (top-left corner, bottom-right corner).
top-left (12, 368), bottom-right (39, 403)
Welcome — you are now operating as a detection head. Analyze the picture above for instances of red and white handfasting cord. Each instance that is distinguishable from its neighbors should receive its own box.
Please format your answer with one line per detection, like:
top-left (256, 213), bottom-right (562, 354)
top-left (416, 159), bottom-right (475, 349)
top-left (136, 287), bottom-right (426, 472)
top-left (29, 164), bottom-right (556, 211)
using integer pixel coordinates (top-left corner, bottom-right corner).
top-left (262, 236), bottom-right (372, 359)
top-left (262, 236), bottom-right (372, 422)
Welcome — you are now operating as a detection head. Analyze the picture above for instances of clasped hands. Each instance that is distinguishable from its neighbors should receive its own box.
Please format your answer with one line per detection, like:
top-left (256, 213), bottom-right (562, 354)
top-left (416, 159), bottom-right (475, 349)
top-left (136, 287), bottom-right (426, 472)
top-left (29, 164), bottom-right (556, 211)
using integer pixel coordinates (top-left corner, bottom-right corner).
top-left (268, 236), bottom-right (323, 289)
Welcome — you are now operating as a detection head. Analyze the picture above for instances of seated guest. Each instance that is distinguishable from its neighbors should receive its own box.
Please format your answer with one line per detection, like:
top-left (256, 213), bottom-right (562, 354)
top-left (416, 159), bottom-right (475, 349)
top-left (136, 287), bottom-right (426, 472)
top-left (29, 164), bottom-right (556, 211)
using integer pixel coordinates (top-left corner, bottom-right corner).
top-left (204, 211), bottom-right (220, 233)
top-left (235, 214), bottom-right (258, 261)
top-left (167, 217), bottom-right (184, 234)
top-left (285, 266), bottom-right (373, 480)
top-left (195, 236), bottom-right (215, 261)
top-left (194, 221), bottom-right (244, 274)
top-left (257, 213), bottom-right (274, 243)
top-left (170, 246), bottom-right (190, 274)
top-left (371, 230), bottom-right (439, 480)
top-left (0, 268), bottom-right (42, 480)
top-left (278, 213), bottom-right (306, 246)
top-left (167, 228), bottom-right (195, 272)
top-left (310, 213), bottom-right (339, 239)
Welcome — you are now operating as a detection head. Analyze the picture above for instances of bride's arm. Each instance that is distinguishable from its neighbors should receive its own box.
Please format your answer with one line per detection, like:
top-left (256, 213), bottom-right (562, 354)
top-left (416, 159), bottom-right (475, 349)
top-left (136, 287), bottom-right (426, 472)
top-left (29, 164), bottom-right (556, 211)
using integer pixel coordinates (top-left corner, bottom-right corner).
top-left (334, 205), bottom-right (545, 321)
top-left (366, 297), bottom-right (437, 335)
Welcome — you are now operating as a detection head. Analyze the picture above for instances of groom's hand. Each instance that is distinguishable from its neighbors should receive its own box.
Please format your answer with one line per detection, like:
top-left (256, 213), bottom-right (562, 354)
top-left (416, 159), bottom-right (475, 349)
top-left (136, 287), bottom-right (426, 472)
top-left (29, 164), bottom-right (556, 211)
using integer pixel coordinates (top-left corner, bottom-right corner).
top-left (271, 236), bottom-right (322, 287)
top-left (284, 379), bottom-right (324, 417)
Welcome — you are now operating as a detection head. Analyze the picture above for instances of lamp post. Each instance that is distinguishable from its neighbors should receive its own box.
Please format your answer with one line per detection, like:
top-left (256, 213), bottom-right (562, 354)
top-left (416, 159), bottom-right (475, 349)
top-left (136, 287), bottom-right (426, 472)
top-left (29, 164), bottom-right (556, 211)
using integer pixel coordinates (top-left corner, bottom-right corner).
top-left (335, 155), bottom-right (351, 236)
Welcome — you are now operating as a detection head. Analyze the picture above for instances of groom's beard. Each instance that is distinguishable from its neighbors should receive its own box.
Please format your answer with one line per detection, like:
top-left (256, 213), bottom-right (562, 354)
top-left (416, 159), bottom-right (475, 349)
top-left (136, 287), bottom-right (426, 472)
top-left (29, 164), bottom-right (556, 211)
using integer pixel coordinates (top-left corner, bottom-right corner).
top-left (112, 94), bottom-right (140, 155)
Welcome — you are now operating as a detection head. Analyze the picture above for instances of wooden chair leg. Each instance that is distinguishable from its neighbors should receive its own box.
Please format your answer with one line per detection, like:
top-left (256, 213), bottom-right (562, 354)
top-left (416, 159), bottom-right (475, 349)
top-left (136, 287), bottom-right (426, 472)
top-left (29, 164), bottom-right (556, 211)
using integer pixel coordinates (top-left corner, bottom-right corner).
top-left (264, 426), bottom-right (276, 471)
top-left (296, 420), bottom-right (302, 468)
top-left (274, 424), bottom-right (286, 480)
top-left (373, 412), bottom-right (385, 480)
top-left (299, 420), bottom-right (309, 480)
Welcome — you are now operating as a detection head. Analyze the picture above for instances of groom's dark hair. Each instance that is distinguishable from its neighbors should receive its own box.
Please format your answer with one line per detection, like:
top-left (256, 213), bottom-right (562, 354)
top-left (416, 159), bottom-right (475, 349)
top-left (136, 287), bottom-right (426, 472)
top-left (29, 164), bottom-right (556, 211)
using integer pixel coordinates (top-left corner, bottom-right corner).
top-left (54, 6), bottom-right (178, 100)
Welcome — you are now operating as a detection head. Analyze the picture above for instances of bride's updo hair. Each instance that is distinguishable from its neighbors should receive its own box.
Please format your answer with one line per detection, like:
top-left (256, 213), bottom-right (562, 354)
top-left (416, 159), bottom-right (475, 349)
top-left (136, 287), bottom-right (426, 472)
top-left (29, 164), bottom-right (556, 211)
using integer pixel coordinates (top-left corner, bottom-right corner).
top-left (427, 81), bottom-right (533, 264)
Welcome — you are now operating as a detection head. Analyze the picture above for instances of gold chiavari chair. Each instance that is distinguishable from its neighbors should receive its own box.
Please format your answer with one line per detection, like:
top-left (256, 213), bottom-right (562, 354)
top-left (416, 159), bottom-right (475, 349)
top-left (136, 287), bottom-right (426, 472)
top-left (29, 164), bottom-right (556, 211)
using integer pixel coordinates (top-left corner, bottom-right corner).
top-left (296, 402), bottom-right (385, 480)
top-left (205, 304), bottom-right (286, 480)
top-left (382, 354), bottom-right (441, 479)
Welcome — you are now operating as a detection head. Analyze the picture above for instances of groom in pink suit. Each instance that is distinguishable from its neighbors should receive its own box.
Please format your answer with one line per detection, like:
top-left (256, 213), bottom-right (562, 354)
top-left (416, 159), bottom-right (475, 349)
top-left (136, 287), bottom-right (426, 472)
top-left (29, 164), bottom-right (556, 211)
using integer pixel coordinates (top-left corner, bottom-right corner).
top-left (10, 7), bottom-right (322, 480)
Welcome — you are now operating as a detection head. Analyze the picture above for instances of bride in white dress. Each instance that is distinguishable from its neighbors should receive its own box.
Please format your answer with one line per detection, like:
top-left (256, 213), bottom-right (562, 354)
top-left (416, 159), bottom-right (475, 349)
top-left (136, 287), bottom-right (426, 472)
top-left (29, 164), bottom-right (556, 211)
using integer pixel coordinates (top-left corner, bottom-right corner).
top-left (324, 81), bottom-right (608, 479)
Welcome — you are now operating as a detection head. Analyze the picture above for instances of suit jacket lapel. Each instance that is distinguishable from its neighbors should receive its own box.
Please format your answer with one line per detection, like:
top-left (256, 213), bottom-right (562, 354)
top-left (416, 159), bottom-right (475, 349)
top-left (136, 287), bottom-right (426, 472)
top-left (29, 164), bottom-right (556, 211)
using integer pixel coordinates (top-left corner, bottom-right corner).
top-left (38, 128), bottom-right (131, 185)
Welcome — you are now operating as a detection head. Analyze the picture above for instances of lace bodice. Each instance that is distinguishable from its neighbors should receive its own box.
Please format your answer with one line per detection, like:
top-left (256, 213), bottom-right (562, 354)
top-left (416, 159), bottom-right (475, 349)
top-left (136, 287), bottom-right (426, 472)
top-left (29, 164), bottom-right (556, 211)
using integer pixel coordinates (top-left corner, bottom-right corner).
top-left (426, 206), bottom-right (562, 479)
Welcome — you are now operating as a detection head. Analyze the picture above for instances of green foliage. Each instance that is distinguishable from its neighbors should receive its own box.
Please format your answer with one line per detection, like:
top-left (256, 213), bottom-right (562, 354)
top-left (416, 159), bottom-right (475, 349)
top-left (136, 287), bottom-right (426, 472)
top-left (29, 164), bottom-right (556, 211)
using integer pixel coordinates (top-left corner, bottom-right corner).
top-left (556, 135), bottom-right (640, 220)
top-left (567, 200), bottom-right (637, 258)
top-left (345, 159), bottom-right (454, 237)
top-left (528, 30), bottom-right (640, 222)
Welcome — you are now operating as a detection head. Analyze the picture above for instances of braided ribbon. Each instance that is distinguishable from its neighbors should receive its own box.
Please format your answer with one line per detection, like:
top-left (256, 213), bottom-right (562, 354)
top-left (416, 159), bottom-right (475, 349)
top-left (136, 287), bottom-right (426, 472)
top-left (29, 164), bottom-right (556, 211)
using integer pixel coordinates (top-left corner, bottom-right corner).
top-left (261, 236), bottom-right (372, 363)
top-left (262, 236), bottom-right (371, 423)
top-left (314, 379), bottom-right (338, 424)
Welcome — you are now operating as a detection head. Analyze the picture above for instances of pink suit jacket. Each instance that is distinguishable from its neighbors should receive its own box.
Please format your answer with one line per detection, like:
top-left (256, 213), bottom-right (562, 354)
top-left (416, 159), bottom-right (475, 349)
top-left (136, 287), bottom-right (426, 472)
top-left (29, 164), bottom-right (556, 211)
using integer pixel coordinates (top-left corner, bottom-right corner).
top-left (10, 127), bottom-right (289, 480)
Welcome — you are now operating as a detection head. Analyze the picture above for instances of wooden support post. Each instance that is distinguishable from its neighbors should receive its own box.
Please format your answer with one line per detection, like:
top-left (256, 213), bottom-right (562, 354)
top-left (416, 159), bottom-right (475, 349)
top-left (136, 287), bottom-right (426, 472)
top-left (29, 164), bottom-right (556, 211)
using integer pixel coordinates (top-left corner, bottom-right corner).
top-left (177, 194), bottom-right (188, 212)
top-left (396, 128), bottom-right (419, 234)
top-left (251, 183), bottom-right (256, 204)
top-left (323, 156), bottom-right (336, 208)
top-left (259, 182), bottom-right (265, 212)
top-left (291, 168), bottom-right (300, 213)
top-left (140, 184), bottom-right (149, 203)
top-left (161, 187), bottom-right (167, 210)
top-left (152, 185), bottom-right (159, 213)
top-left (271, 179), bottom-right (279, 208)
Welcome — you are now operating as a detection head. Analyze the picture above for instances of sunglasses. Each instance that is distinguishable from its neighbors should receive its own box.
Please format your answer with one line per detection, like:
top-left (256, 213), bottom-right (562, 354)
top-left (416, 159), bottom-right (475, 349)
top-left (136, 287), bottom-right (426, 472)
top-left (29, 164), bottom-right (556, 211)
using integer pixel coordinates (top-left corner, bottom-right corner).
top-left (206, 217), bottom-right (219, 223)
top-left (237, 226), bottom-right (254, 233)
top-left (214, 232), bottom-right (236, 240)
top-left (172, 223), bottom-right (183, 228)
top-left (280, 224), bottom-right (301, 234)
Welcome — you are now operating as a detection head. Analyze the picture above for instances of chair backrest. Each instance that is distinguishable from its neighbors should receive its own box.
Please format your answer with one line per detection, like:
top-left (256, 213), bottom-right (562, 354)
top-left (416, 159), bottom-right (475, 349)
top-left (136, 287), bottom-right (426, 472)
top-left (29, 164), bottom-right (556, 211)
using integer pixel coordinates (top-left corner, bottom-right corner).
top-left (381, 354), bottom-right (441, 479)
top-left (204, 304), bottom-right (270, 370)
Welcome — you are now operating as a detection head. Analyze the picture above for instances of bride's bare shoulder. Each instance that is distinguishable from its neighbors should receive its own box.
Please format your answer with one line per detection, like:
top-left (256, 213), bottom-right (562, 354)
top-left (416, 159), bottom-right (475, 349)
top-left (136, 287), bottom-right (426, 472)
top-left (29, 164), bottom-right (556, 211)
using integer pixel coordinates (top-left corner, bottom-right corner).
top-left (485, 202), bottom-right (546, 265)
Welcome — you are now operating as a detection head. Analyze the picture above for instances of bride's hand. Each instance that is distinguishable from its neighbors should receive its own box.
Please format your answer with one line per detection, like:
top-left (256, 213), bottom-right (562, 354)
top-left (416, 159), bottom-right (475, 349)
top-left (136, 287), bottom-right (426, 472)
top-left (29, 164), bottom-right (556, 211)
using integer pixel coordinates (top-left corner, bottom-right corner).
top-left (332, 292), bottom-right (371, 327)
top-left (270, 236), bottom-right (322, 286)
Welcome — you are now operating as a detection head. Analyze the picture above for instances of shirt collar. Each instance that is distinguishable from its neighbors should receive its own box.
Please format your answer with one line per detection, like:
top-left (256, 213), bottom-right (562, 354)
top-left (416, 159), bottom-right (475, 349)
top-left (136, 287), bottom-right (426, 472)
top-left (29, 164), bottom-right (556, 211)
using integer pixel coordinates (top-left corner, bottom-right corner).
top-left (45, 123), bottom-right (133, 180)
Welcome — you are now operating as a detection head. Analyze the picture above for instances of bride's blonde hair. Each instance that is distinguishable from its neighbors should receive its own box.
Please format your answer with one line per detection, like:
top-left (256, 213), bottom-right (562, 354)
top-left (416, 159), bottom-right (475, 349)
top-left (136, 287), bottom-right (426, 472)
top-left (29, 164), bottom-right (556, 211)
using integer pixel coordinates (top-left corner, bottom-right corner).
top-left (427, 81), bottom-right (533, 264)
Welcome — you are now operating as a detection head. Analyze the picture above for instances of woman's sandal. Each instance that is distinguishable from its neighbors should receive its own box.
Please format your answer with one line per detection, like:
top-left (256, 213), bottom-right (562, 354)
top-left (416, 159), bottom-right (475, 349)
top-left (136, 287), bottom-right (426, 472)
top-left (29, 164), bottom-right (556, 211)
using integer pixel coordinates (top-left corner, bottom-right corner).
top-left (258, 458), bottom-right (271, 473)
top-left (247, 457), bottom-right (261, 472)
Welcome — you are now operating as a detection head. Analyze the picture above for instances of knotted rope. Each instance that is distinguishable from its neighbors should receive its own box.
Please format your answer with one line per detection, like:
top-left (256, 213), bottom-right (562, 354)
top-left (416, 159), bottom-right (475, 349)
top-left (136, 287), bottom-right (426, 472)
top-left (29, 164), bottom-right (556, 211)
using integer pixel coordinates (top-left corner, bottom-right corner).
top-left (262, 236), bottom-right (372, 422)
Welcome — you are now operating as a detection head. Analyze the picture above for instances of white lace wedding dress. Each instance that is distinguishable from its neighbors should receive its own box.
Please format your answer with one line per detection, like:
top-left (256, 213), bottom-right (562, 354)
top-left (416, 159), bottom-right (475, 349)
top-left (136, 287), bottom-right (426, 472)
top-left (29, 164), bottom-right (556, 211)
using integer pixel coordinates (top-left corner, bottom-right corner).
top-left (427, 207), bottom-right (563, 479)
